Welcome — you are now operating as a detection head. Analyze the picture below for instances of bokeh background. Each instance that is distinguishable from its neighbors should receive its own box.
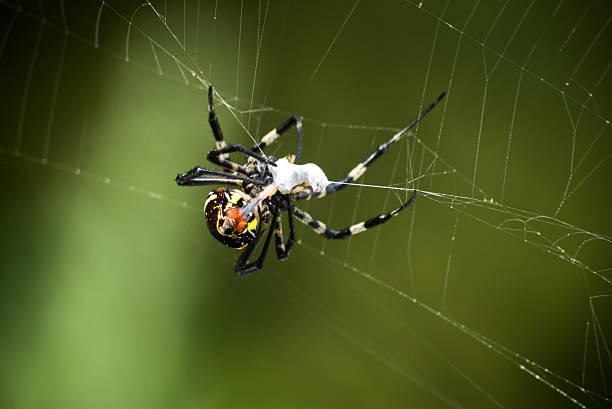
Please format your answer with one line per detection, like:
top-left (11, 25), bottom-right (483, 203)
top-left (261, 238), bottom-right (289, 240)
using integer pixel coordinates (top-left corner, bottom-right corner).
top-left (1, 0), bottom-right (611, 408)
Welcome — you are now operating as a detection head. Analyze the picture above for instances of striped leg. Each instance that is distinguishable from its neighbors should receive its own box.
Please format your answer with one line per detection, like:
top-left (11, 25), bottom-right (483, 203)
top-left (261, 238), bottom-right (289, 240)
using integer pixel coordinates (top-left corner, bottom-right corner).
top-left (273, 198), bottom-right (296, 260)
top-left (293, 189), bottom-right (416, 239)
top-left (234, 209), bottom-right (275, 277)
top-left (288, 91), bottom-right (446, 202)
top-left (207, 143), bottom-right (277, 174)
top-left (250, 115), bottom-right (304, 162)
top-left (175, 167), bottom-right (263, 187)
top-left (208, 86), bottom-right (228, 160)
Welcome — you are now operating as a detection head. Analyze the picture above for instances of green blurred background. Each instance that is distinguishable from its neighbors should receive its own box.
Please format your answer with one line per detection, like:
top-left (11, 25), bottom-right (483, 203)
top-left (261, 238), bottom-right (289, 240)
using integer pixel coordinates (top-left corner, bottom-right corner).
top-left (1, 0), bottom-right (611, 408)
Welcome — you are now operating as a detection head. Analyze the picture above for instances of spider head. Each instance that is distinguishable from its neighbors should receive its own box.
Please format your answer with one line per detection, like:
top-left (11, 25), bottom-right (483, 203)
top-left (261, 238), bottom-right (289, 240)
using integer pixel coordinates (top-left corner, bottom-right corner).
top-left (204, 188), bottom-right (258, 249)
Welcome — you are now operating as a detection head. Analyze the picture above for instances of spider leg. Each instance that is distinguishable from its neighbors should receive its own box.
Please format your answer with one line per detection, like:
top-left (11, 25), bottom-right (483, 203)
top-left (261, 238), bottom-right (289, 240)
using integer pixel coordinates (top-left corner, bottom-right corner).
top-left (250, 115), bottom-right (304, 162)
top-left (207, 85), bottom-right (275, 174)
top-left (293, 189), bottom-right (417, 239)
top-left (234, 209), bottom-right (276, 277)
top-left (288, 92), bottom-right (446, 202)
top-left (273, 197), bottom-right (296, 260)
top-left (207, 144), bottom-right (277, 174)
top-left (176, 166), bottom-right (264, 187)
top-left (208, 85), bottom-right (229, 161)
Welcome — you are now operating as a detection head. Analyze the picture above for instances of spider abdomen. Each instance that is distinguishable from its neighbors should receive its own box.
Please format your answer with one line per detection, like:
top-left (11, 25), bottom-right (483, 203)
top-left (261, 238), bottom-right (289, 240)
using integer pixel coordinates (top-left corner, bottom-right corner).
top-left (204, 188), bottom-right (258, 249)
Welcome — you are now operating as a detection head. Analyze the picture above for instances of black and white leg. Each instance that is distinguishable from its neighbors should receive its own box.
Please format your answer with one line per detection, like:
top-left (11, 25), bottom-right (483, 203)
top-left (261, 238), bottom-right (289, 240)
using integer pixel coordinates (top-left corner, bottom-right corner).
top-left (250, 114), bottom-right (304, 162)
top-left (208, 85), bottom-right (229, 161)
top-left (207, 143), bottom-right (277, 174)
top-left (176, 166), bottom-right (264, 187)
top-left (293, 189), bottom-right (417, 239)
top-left (273, 198), bottom-right (296, 260)
top-left (234, 211), bottom-right (276, 277)
top-left (288, 92), bottom-right (446, 202)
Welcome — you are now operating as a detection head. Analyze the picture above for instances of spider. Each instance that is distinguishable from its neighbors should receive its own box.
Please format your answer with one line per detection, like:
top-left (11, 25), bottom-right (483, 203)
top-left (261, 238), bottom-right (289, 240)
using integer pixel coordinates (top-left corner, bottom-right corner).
top-left (176, 86), bottom-right (446, 277)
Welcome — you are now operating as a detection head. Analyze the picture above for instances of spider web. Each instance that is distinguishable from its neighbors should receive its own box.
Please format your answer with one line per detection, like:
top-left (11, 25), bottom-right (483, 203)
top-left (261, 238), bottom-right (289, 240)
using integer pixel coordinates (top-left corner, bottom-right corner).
top-left (0, 0), bottom-right (611, 408)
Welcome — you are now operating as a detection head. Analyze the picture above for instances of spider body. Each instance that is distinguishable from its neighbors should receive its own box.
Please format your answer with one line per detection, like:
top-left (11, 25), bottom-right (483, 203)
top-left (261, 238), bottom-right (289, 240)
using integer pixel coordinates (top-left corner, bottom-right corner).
top-left (176, 86), bottom-right (446, 276)
top-left (204, 188), bottom-right (259, 249)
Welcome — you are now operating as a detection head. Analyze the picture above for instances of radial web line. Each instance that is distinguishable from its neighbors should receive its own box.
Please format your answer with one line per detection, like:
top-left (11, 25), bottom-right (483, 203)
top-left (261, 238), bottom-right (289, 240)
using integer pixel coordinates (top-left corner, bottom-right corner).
top-left (473, 0), bottom-right (534, 195)
top-left (125, 3), bottom-right (150, 62)
top-left (0, 0), bottom-right (19, 61)
top-left (75, 46), bottom-right (99, 174)
top-left (320, 160), bottom-right (344, 256)
top-left (429, 0), bottom-right (480, 192)
top-left (343, 129), bottom-right (367, 263)
top-left (569, 14), bottom-right (611, 79)
top-left (207, 0), bottom-right (219, 80)
top-left (410, 30), bottom-right (444, 293)
top-left (149, 39), bottom-right (163, 74)
top-left (76, 111), bottom-right (88, 174)
top-left (591, 304), bottom-right (612, 366)
top-left (235, 0), bottom-right (243, 100)
top-left (145, 1), bottom-right (186, 51)
top-left (247, 0), bottom-right (269, 130)
top-left (441, 211), bottom-right (460, 310)
top-left (0, 146), bottom-right (197, 211)
top-left (43, 32), bottom-right (68, 162)
top-left (471, 48), bottom-right (488, 196)
top-left (255, 0), bottom-right (291, 140)
top-left (94, 0), bottom-right (104, 48)
top-left (592, 59), bottom-right (612, 92)
top-left (402, 137), bottom-right (417, 281)
top-left (589, 301), bottom-right (609, 395)
top-left (567, 153), bottom-right (611, 199)
top-left (501, 44), bottom-right (536, 203)
top-left (367, 134), bottom-right (404, 269)
top-left (306, 0), bottom-right (360, 86)
top-left (422, 0), bottom-right (447, 191)
top-left (552, 0), bottom-right (566, 17)
top-left (559, 0), bottom-right (594, 52)
top-left (15, 13), bottom-right (44, 153)
top-left (193, 0), bottom-right (200, 60)
top-left (573, 121), bottom-right (607, 173)
top-left (481, 0), bottom-right (509, 44)
top-left (488, 0), bottom-right (535, 77)
top-left (554, 94), bottom-right (577, 217)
